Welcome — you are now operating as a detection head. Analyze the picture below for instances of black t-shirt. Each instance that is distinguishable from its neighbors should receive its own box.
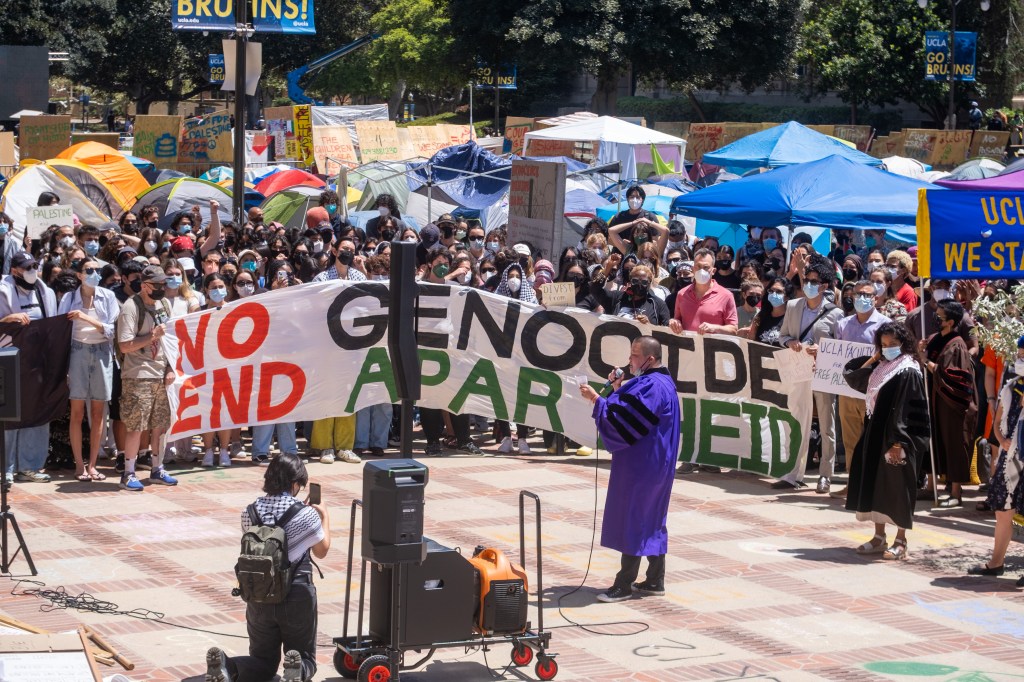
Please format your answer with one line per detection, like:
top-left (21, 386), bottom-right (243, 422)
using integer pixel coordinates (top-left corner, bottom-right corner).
top-left (608, 209), bottom-right (658, 248)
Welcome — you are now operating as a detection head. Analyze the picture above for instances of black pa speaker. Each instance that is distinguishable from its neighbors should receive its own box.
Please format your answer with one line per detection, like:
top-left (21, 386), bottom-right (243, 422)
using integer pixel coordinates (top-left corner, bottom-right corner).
top-left (0, 348), bottom-right (20, 421)
top-left (388, 241), bottom-right (421, 401)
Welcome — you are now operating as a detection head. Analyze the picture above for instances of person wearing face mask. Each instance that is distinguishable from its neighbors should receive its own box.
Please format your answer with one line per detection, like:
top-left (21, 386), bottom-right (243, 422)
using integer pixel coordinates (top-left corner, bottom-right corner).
top-left (664, 260), bottom-right (693, 316)
top-left (668, 248), bottom-right (738, 338)
top-left (115, 265), bottom-right (177, 491)
top-left (467, 224), bottom-right (487, 263)
top-left (869, 266), bottom-right (907, 324)
top-left (608, 208), bottom-right (669, 258)
top-left (608, 186), bottom-right (659, 248)
top-left (841, 254), bottom-right (865, 287)
top-left (759, 227), bottom-right (784, 257)
top-left (59, 258), bottom-right (120, 482)
top-left (775, 254), bottom-right (844, 493)
top-left (857, 229), bottom-right (889, 261)
top-left (0, 212), bottom-right (18, 275)
top-left (864, 247), bottom-right (886, 274)
top-left (842, 322), bottom-right (930, 562)
top-left (884, 250), bottom-right (919, 312)
top-left (921, 300), bottom-right (978, 509)
top-left (736, 280), bottom-right (763, 331)
top-left (906, 279), bottom-right (976, 352)
top-left (364, 194), bottom-right (405, 240)
top-left (494, 263), bottom-right (539, 454)
top-left (737, 225), bottom-right (766, 263)
top-left (830, 280), bottom-right (892, 499)
top-left (748, 277), bottom-right (791, 346)
top-left (312, 238), bottom-right (366, 284)
top-left (232, 272), bottom-right (259, 300)
top-left (316, 189), bottom-right (344, 232)
top-left (0, 253), bottom-right (58, 487)
top-left (590, 261), bottom-right (670, 326)
top-left (712, 245), bottom-right (741, 295)
top-left (484, 228), bottom-right (505, 254)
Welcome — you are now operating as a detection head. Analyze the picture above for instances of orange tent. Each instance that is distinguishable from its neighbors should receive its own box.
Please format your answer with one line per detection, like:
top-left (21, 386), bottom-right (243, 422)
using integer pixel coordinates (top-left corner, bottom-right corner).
top-left (57, 142), bottom-right (149, 213)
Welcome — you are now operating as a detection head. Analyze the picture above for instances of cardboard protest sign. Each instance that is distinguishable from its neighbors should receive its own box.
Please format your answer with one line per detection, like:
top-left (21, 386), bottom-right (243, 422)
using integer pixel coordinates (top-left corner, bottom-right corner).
top-left (408, 126), bottom-right (449, 158)
top-left (354, 120), bottom-right (402, 161)
top-left (525, 138), bottom-right (576, 158)
top-left (685, 123), bottom-right (726, 162)
top-left (508, 159), bottom-right (566, 260)
top-left (264, 106), bottom-right (295, 160)
top-left (0, 131), bottom-right (15, 167)
top-left (132, 115), bottom-right (182, 170)
top-left (178, 110), bottom-right (232, 166)
top-left (811, 339), bottom-right (874, 398)
top-left (439, 123), bottom-right (473, 146)
top-left (163, 280), bottom-right (813, 477)
top-left (834, 124), bottom-right (873, 151)
top-left (292, 105), bottom-right (314, 166)
top-left (902, 129), bottom-right (938, 164)
top-left (653, 121), bottom-right (690, 139)
top-left (539, 282), bottom-right (576, 307)
top-left (26, 204), bottom-right (73, 239)
top-left (70, 132), bottom-right (120, 148)
top-left (504, 117), bottom-right (534, 155)
top-left (312, 124), bottom-right (357, 174)
top-left (970, 130), bottom-right (1010, 161)
top-left (19, 115), bottom-right (71, 160)
top-left (396, 128), bottom-right (415, 160)
top-left (805, 124), bottom-right (836, 136)
top-left (721, 123), bottom-right (763, 146)
top-left (930, 130), bottom-right (972, 167)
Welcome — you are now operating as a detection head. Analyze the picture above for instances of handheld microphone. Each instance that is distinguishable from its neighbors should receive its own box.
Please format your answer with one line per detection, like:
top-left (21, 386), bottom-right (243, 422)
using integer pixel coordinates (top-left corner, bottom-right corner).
top-left (601, 367), bottom-right (624, 393)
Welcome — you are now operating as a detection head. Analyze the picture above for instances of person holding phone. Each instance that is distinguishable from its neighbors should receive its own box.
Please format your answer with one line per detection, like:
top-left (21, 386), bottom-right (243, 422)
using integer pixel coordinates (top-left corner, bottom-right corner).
top-left (206, 453), bottom-right (330, 682)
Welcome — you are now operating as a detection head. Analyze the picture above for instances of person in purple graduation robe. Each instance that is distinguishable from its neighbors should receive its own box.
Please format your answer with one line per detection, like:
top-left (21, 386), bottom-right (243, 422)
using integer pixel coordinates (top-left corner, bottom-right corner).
top-left (579, 335), bottom-right (681, 603)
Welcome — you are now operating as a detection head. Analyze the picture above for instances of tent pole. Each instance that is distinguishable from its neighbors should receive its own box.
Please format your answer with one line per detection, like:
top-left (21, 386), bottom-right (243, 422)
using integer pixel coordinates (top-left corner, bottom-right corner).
top-left (919, 278), bottom-right (940, 508)
top-left (427, 161), bottom-right (432, 222)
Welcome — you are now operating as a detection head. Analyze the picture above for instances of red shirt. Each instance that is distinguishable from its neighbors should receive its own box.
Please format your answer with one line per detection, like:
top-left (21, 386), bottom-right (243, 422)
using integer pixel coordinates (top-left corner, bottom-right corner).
top-left (895, 282), bottom-right (919, 311)
top-left (673, 282), bottom-right (738, 331)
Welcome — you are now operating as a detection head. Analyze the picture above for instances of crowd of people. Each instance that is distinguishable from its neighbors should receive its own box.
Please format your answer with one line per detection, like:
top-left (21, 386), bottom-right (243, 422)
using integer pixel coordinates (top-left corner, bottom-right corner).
top-left (1, 182), bottom-right (1022, 579)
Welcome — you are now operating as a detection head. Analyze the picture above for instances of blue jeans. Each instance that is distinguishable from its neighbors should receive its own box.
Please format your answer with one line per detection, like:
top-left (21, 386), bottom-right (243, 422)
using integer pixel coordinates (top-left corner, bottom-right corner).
top-left (5, 424), bottom-right (51, 474)
top-left (354, 404), bottom-right (391, 449)
top-left (251, 422), bottom-right (298, 457)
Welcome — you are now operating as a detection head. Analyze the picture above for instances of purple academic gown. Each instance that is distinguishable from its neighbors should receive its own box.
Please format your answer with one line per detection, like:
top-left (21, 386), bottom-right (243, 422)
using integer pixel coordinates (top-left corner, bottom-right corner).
top-left (592, 367), bottom-right (681, 556)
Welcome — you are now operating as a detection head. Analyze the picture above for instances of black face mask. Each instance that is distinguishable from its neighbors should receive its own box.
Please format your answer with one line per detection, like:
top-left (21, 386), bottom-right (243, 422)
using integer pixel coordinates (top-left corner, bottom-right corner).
top-left (716, 259), bottom-right (732, 270)
top-left (148, 287), bottom-right (166, 300)
top-left (842, 296), bottom-right (855, 314)
top-left (570, 274), bottom-right (586, 287)
top-left (630, 279), bottom-right (649, 296)
top-left (337, 250), bottom-right (355, 266)
top-left (381, 229), bottom-right (396, 242)
top-left (843, 269), bottom-right (859, 282)
top-left (129, 279), bottom-right (142, 293)
top-left (745, 294), bottom-right (762, 307)
top-left (677, 277), bottom-right (693, 289)
top-left (13, 275), bottom-right (34, 290)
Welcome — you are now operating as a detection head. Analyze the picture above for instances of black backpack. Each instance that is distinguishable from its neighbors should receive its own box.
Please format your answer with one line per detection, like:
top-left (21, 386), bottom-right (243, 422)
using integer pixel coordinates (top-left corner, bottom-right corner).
top-left (234, 501), bottom-right (305, 604)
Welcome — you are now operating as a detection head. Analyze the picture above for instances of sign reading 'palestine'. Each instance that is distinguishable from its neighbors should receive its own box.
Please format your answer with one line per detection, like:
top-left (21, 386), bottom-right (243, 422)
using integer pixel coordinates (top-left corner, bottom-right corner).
top-left (162, 281), bottom-right (814, 478)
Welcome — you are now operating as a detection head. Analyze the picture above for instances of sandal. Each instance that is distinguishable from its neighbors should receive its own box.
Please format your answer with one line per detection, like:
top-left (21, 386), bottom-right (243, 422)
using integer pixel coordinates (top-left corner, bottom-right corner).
top-left (883, 539), bottom-right (909, 561)
top-left (976, 500), bottom-right (993, 512)
top-left (89, 471), bottom-right (106, 481)
top-left (856, 533), bottom-right (887, 554)
top-left (76, 472), bottom-right (91, 482)
top-left (939, 497), bottom-right (962, 508)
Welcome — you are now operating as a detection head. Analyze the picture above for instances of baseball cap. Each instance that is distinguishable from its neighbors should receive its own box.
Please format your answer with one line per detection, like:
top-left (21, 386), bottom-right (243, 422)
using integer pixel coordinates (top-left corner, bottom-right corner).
top-left (10, 252), bottom-right (37, 270)
top-left (437, 213), bottom-right (456, 227)
top-left (512, 243), bottom-right (531, 257)
top-left (177, 256), bottom-right (197, 273)
top-left (171, 236), bottom-right (194, 253)
top-left (141, 265), bottom-right (167, 284)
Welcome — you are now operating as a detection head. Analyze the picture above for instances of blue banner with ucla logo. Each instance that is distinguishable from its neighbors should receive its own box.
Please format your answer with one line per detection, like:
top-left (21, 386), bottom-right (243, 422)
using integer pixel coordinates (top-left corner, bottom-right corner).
top-left (172, 0), bottom-right (315, 34)
top-left (917, 188), bottom-right (1024, 278)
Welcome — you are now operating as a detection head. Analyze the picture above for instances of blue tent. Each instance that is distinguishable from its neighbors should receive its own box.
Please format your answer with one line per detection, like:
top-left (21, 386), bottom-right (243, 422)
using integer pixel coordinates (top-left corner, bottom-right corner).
top-left (703, 121), bottom-right (882, 170)
top-left (408, 141), bottom-right (511, 210)
top-left (671, 155), bottom-right (936, 242)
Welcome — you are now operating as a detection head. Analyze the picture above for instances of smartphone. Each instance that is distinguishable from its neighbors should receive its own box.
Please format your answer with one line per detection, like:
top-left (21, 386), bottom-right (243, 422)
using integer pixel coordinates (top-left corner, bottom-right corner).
top-left (308, 482), bottom-right (321, 506)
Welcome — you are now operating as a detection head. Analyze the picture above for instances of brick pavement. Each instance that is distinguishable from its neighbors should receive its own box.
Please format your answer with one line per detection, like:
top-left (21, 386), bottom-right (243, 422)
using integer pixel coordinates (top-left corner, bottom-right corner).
top-left (2, 438), bottom-right (1024, 681)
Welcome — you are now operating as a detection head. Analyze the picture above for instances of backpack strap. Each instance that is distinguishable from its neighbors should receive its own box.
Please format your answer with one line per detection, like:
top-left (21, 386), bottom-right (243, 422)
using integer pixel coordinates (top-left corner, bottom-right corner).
top-left (246, 503), bottom-right (261, 527)
top-left (275, 501), bottom-right (305, 528)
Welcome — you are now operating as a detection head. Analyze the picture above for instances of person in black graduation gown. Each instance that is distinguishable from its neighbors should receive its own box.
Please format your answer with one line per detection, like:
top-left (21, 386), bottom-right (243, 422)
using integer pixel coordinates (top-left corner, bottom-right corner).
top-left (843, 321), bottom-right (931, 561)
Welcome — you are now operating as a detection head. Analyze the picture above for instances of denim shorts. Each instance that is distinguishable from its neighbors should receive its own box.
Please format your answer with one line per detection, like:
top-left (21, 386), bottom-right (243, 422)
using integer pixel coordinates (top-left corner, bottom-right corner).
top-left (68, 341), bottom-right (113, 402)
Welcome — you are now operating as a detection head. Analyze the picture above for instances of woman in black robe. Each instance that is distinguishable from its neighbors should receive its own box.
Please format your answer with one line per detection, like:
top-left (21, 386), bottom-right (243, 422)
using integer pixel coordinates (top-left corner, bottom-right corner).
top-left (844, 322), bottom-right (931, 560)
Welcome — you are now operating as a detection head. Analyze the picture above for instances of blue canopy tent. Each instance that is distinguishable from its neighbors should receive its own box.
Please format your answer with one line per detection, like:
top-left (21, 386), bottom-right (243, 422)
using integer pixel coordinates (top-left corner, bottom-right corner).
top-left (703, 121), bottom-right (883, 171)
top-left (671, 155), bottom-right (936, 242)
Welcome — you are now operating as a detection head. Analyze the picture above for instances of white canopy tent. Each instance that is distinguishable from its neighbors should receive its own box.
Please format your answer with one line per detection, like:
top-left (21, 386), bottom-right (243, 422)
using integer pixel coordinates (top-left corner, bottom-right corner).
top-left (522, 116), bottom-right (686, 182)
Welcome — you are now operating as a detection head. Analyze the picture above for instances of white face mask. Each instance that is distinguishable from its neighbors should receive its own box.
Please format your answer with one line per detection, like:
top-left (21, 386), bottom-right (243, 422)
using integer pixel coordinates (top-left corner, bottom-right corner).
top-left (404, 237), bottom-right (417, 244)
top-left (236, 283), bottom-right (254, 297)
top-left (378, 206), bottom-right (390, 217)
top-left (873, 282), bottom-right (886, 296)
top-left (313, 241), bottom-right (323, 253)
top-left (21, 270), bottom-right (38, 285)
top-left (694, 269), bottom-right (712, 285)
top-left (459, 272), bottom-right (471, 284)
top-left (59, 236), bottom-right (76, 249)
top-left (628, 197), bottom-right (643, 210)
top-left (144, 240), bottom-right (158, 254)
top-left (507, 277), bottom-right (521, 293)
top-left (594, 248), bottom-right (606, 260)
top-left (931, 288), bottom-right (951, 302)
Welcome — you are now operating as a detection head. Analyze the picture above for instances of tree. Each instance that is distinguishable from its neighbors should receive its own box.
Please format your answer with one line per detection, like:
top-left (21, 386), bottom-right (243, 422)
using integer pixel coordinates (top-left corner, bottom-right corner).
top-left (0, 0), bottom-right (52, 45)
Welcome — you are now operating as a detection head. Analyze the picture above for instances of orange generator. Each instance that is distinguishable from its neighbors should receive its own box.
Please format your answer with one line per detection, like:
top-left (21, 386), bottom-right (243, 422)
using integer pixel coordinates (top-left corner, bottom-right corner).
top-left (469, 547), bottom-right (530, 635)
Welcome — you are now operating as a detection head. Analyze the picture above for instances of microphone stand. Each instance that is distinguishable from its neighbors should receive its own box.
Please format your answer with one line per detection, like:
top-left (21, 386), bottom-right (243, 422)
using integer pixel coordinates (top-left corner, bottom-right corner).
top-left (1, 421), bottom-right (37, 575)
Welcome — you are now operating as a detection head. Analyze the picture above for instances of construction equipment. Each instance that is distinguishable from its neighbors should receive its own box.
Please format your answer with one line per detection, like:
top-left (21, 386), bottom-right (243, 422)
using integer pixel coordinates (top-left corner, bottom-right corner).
top-left (286, 34), bottom-right (380, 105)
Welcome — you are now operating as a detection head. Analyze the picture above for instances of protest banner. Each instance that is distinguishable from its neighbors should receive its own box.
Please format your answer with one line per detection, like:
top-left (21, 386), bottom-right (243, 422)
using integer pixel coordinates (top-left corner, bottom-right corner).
top-left (811, 339), bottom-right (874, 398)
top-left (439, 124), bottom-right (473, 146)
top-left (685, 123), bottom-right (726, 162)
top-left (408, 126), bottom-right (449, 158)
top-left (172, 0), bottom-right (316, 33)
top-left (19, 115), bottom-right (71, 160)
top-left (178, 110), bottom-right (233, 166)
top-left (396, 128), bottom-right (415, 160)
top-left (930, 129), bottom-right (972, 167)
top-left (162, 281), bottom-right (813, 477)
top-left (539, 282), bottom-right (576, 307)
top-left (292, 105), bottom-right (314, 167)
top-left (902, 129), bottom-right (937, 164)
top-left (312, 124), bottom-right (356, 174)
top-left (264, 106), bottom-right (294, 160)
top-left (0, 131), bottom-right (15, 167)
top-left (833, 125), bottom-right (873, 152)
top-left (918, 188), bottom-right (1024, 279)
top-left (507, 159), bottom-right (566, 259)
top-left (354, 120), bottom-right (402, 162)
top-left (504, 117), bottom-right (534, 155)
top-left (26, 204), bottom-right (73, 239)
top-left (524, 137), bottom-right (576, 158)
top-left (970, 131), bottom-right (1010, 161)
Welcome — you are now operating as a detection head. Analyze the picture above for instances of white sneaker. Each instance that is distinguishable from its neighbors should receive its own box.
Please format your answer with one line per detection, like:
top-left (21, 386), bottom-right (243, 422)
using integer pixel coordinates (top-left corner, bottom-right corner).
top-left (201, 449), bottom-right (215, 467)
top-left (498, 436), bottom-right (513, 453)
top-left (320, 449), bottom-right (336, 464)
top-left (230, 442), bottom-right (245, 458)
top-left (219, 451), bottom-right (232, 467)
top-left (338, 449), bottom-right (361, 464)
top-left (518, 439), bottom-right (531, 454)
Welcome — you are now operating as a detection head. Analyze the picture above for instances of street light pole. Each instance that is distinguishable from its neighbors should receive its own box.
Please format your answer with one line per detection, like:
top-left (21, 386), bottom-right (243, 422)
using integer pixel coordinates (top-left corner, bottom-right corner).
top-left (947, 0), bottom-right (957, 130)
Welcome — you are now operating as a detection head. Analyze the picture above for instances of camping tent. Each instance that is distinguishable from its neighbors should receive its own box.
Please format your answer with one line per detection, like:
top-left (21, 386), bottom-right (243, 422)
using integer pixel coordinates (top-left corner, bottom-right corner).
top-left (408, 142), bottom-right (511, 211)
top-left (254, 168), bottom-right (325, 196)
top-left (0, 163), bottom-right (109, 239)
top-left (523, 116), bottom-right (686, 181)
top-left (261, 186), bottom-right (325, 229)
top-left (671, 154), bottom-right (933, 242)
top-left (57, 142), bottom-right (150, 210)
top-left (934, 167), bottom-right (1024, 190)
top-left (46, 159), bottom-right (126, 218)
top-left (703, 121), bottom-right (882, 170)
top-left (132, 178), bottom-right (232, 230)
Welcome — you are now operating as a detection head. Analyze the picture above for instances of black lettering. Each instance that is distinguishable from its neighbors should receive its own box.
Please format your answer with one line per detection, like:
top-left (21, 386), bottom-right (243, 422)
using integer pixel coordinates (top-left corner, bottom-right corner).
top-left (747, 343), bottom-right (788, 408)
top-left (415, 282), bottom-right (452, 348)
top-left (326, 283), bottom-right (389, 350)
top-left (588, 321), bottom-right (640, 378)
top-left (521, 310), bottom-right (586, 371)
top-left (653, 329), bottom-right (697, 394)
top-left (703, 338), bottom-right (747, 394)
top-left (457, 289), bottom-right (519, 357)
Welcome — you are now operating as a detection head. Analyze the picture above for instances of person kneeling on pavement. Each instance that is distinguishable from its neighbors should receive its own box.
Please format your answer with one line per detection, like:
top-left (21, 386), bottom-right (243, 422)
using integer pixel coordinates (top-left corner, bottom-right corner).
top-left (206, 453), bottom-right (331, 682)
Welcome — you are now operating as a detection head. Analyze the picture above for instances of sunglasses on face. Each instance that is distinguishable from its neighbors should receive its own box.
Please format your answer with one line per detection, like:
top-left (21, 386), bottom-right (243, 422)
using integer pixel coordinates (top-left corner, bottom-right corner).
top-left (83, 267), bottom-right (100, 275)
top-left (20, 264), bottom-right (39, 271)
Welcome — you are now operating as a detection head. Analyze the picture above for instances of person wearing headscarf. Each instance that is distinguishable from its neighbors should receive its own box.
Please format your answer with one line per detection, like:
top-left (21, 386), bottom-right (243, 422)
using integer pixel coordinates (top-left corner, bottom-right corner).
top-left (494, 262), bottom-right (536, 453)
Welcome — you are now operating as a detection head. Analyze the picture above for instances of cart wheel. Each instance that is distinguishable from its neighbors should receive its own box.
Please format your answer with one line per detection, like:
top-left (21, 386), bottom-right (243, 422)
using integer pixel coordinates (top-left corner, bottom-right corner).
top-left (511, 642), bottom-right (533, 667)
top-left (334, 648), bottom-right (360, 679)
top-left (535, 657), bottom-right (558, 681)
top-left (358, 654), bottom-right (394, 682)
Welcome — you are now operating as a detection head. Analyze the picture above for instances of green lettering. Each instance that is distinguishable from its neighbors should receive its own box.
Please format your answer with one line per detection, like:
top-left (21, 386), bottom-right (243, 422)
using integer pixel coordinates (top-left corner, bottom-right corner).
top-left (697, 399), bottom-right (741, 469)
top-left (345, 347), bottom-right (397, 413)
top-left (448, 359), bottom-right (508, 420)
top-left (678, 397), bottom-right (696, 463)
top-left (418, 348), bottom-right (450, 386)
top-left (740, 403), bottom-right (770, 475)
top-left (513, 368), bottom-right (563, 433)
top-left (768, 406), bottom-right (802, 478)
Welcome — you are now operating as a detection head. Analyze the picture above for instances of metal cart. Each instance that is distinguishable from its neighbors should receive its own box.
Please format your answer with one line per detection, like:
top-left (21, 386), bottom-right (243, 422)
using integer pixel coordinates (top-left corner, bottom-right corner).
top-left (332, 490), bottom-right (558, 681)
